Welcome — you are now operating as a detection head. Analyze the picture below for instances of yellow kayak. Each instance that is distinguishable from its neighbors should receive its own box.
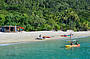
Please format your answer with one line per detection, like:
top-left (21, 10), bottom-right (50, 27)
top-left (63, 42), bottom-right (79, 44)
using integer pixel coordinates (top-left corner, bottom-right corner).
top-left (65, 44), bottom-right (80, 48)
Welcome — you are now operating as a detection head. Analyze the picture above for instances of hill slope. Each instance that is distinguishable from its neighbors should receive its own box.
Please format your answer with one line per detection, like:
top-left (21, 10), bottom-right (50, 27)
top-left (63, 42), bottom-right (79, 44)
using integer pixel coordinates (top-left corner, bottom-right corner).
top-left (0, 0), bottom-right (90, 31)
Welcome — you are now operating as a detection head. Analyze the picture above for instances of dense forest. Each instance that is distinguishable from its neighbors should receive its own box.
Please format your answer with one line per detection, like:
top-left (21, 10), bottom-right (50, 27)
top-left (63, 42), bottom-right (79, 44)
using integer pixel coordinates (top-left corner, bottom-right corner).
top-left (0, 0), bottom-right (90, 31)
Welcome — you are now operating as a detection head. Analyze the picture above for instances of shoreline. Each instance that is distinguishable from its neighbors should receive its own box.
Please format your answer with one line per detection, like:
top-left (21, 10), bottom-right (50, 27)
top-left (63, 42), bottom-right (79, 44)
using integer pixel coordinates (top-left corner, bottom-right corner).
top-left (0, 35), bottom-right (89, 47)
top-left (0, 31), bottom-right (90, 45)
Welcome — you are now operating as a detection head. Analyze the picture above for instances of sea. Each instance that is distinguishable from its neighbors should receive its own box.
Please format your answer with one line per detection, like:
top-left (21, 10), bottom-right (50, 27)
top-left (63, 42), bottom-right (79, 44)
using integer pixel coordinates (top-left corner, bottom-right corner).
top-left (0, 36), bottom-right (90, 59)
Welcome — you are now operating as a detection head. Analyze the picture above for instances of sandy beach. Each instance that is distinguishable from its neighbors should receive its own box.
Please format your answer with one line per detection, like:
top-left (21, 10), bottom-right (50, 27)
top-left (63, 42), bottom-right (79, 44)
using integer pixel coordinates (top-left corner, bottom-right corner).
top-left (0, 31), bottom-right (90, 44)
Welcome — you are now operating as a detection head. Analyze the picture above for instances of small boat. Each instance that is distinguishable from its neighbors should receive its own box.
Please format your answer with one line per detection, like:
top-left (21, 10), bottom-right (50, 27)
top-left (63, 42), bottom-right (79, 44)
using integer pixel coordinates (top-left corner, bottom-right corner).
top-left (65, 44), bottom-right (80, 48)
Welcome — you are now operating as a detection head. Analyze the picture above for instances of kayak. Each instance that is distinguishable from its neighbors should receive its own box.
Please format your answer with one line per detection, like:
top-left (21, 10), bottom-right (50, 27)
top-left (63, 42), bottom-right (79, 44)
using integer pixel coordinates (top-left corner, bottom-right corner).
top-left (61, 35), bottom-right (72, 37)
top-left (43, 36), bottom-right (51, 38)
top-left (65, 44), bottom-right (80, 48)
top-left (61, 35), bottom-right (67, 37)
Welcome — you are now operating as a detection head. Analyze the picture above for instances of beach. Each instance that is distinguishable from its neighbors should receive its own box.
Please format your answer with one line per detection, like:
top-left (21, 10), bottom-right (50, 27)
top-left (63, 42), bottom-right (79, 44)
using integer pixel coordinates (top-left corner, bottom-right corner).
top-left (0, 31), bottom-right (90, 44)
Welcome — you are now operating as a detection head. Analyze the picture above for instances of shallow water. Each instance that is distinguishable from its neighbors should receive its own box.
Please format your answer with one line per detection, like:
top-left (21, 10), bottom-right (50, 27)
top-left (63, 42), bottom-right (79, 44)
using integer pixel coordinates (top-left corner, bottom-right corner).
top-left (0, 37), bottom-right (90, 59)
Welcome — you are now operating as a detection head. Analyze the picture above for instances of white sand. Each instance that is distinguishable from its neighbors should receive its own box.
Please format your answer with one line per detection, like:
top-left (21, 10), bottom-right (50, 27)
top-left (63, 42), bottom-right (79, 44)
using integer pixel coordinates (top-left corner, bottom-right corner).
top-left (0, 31), bottom-right (90, 44)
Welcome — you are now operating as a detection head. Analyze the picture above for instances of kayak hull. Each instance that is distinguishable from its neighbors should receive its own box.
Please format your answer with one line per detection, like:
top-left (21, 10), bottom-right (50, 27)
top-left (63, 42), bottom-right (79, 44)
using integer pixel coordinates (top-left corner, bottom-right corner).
top-left (65, 44), bottom-right (80, 48)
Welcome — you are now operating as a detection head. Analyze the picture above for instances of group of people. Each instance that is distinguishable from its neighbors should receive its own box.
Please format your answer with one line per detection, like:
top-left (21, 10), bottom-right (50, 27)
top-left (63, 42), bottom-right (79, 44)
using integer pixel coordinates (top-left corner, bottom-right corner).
top-left (71, 41), bottom-right (79, 45)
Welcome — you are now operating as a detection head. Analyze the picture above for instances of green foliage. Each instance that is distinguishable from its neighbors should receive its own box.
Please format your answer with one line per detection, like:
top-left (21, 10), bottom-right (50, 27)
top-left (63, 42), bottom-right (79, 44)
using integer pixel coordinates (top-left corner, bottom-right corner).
top-left (0, 0), bottom-right (89, 31)
top-left (0, 14), bottom-right (5, 25)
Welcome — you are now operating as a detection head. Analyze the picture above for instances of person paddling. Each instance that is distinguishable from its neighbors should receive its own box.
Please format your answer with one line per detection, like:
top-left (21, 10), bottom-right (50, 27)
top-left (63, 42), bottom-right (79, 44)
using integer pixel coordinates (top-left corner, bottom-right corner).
top-left (75, 41), bottom-right (79, 45)
top-left (71, 42), bottom-right (74, 45)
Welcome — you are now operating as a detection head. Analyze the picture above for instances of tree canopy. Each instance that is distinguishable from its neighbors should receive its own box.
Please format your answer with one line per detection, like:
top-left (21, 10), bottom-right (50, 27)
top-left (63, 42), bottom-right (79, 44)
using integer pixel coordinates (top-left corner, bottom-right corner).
top-left (0, 0), bottom-right (90, 31)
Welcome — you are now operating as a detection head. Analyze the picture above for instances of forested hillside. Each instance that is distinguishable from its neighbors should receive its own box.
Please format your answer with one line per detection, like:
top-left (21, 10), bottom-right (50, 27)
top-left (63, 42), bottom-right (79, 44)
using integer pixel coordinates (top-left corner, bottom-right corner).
top-left (0, 0), bottom-right (90, 31)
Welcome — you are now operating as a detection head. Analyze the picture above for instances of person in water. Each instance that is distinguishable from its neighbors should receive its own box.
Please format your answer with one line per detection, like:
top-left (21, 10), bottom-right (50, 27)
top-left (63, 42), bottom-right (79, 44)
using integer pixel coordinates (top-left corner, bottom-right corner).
top-left (71, 42), bottom-right (74, 45)
top-left (75, 41), bottom-right (79, 45)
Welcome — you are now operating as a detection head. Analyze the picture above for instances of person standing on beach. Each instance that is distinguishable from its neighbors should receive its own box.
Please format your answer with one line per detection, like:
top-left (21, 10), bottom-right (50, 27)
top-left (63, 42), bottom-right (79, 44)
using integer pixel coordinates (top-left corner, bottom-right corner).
top-left (39, 34), bottom-right (41, 38)
top-left (39, 34), bottom-right (43, 39)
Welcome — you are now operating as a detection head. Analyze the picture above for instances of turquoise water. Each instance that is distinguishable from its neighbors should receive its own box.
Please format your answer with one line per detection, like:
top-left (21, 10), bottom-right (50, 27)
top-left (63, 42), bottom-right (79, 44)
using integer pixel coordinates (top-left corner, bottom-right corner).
top-left (0, 37), bottom-right (90, 59)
